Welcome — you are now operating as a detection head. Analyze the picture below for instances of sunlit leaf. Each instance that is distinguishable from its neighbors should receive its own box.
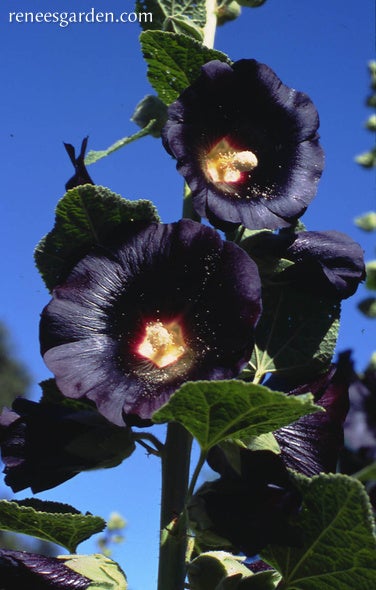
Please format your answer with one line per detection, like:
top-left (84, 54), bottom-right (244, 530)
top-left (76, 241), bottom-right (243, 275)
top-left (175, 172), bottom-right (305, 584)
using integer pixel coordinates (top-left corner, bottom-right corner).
top-left (262, 474), bottom-right (376, 590)
top-left (140, 31), bottom-right (230, 104)
top-left (60, 554), bottom-right (127, 589)
top-left (188, 550), bottom-right (279, 590)
top-left (153, 380), bottom-right (320, 451)
top-left (0, 499), bottom-right (105, 553)
top-left (34, 185), bottom-right (159, 291)
top-left (136, 0), bottom-right (206, 33)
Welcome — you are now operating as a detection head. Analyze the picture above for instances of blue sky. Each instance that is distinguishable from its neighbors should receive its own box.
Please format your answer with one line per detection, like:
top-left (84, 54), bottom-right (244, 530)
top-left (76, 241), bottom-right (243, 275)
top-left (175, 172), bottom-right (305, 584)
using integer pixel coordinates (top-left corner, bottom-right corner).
top-left (0, 0), bottom-right (375, 588)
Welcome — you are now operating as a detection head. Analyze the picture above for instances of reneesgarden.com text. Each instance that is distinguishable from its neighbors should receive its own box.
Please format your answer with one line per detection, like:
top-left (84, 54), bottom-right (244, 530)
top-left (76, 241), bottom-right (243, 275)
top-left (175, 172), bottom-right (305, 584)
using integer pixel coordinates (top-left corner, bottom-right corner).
top-left (9, 8), bottom-right (153, 27)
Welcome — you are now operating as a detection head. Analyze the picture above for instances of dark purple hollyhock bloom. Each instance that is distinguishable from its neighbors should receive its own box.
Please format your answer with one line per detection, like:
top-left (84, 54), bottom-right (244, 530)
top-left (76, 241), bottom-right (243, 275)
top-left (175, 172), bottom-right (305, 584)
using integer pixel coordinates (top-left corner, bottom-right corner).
top-left (0, 397), bottom-right (135, 493)
top-left (189, 449), bottom-right (302, 557)
top-left (244, 229), bottom-right (365, 299)
top-left (0, 549), bottom-right (90, 589)
top-left (273, 356), bottom-right (351, 476)
top-left (162, 59), bottom-right (324, 230)
top-left (40, 220), bottom-right (262, 425)
top-left (64, 136), bottom-right (94, 191)
top-left (284, 230), bottom-right (365, 299)
top-left (343, 354), bottom-right (376, 463)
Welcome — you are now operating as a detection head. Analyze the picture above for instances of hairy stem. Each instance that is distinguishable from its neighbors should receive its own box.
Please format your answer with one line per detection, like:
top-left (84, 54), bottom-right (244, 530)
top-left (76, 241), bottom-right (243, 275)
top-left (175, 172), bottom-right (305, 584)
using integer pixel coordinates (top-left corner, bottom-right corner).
top-left (157, 423), bottom-right (193, 590)
top-left (203, 0), bottom-right (218, 48)
top-left (157, 5), bottom-right (218, 589)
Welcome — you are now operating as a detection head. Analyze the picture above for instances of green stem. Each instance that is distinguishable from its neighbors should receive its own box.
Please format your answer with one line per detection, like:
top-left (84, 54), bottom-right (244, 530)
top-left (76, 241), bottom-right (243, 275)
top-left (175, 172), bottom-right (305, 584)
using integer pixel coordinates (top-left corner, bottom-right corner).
top-left (157, 423), bottom-right (193, 590)
top-left (186, 449), bottom-right (208, 501)
top-left (203, 0), bottom-right (218, 48)
top-left (133, 432), bottom-right (164, 456)
top-left (157, 4), bottom-right (218, 589)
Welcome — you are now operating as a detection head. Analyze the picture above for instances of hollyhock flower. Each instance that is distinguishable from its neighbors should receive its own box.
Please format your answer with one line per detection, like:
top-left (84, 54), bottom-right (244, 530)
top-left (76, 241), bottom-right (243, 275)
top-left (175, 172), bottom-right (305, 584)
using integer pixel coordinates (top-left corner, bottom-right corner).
top-left (0, 397), bottom-right (135, 493)
top-left (162, 59), bottom-right (324, 230)
top-left (342, 353), bottom-right (376, 463)
top-left (189, 449), bottom-right (302, 557)
top-left (243, 229), bottom-right (365, 299)
top-left (273, 355), bottom-right (351, 476)
top-left (0, 549), bottom-right (90, 590)
top-left (40, 220), bottom-right (261, 425)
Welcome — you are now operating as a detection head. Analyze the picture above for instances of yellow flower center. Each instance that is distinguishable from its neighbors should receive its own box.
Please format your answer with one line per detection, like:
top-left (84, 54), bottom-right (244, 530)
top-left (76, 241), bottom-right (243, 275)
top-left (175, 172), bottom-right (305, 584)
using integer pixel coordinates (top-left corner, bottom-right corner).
top-left (205, 139), bottom-right (258, 184)
top-left (137, 320), bottom-right (187, 368)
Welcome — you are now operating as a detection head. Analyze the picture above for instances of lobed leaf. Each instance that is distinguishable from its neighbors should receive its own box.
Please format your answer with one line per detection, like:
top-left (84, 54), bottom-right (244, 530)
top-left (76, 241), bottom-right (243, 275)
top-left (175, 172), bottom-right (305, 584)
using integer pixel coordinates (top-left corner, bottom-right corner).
top-left (261, 473), bottom-right (376, 590)
top-left (136, 0), bottom-right (206, 34)
top-left (248, 285), bottom-right (340, 382)
top-left (0, 499), bottom-right (105, 553)
top-left (34, 184), bottom-right (160, 291)
top-left (60, 554), bottom-right (127, 589)
top-left (140, 31), bottom-right (231, 104)
top-left (152, 380), bottom-right (320, 451)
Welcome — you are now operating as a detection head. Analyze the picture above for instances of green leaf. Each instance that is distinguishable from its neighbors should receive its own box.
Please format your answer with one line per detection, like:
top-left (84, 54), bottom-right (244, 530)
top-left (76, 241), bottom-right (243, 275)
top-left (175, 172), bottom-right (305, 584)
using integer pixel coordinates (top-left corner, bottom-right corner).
top-left (166, 15), bottom-right (204, 41)
top-left (354, 211), bottom-right (376, 232)
top-left (39, 378), bottom-right (97, 410)
top-left (84, 120), bottom-right (156, 165)
top-left (34, 184), bottom-right (160, 291)
top-left (261, 473), bottom-right (376, 590)
top-left (237, 0), bottom-right (267, 7)
top-left (355, 147), bottom-right (376, 168)
top-left (60, 554), bottom-right (127, 589)
top-left (366, 113), bottom-right (376, 131)
top-left (188, 550), bottom-right (279, 590)
top-left (352, 461), bottom-right (376, 482)
top-left (236, 432), bottom-right (281, 454)
top-left (0, 499), bottom-right (105, 552)
top-left (365, 260), bottom-right (376, 290)
top-left (152, 380), bottom-right (320, 451)
top-left (217, 435), bottom-right (280, 477)
top-left (248, 285), bottom-right (340, 382)
top-left (140, 31), bottom-right (231, 104)
top-left (136, 0), bottom-right (206, 34)
top-left (358, 296), bottom-right (376, 318)
top-left (188, 551), bottom-right (253, 590)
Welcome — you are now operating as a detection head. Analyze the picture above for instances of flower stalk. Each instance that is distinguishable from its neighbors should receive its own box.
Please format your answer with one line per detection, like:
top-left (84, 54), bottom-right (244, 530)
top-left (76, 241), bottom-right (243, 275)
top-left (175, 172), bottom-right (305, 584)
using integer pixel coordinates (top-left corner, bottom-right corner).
top-left (157, 9), bottom-right (219, 589)
top-left (203, 0), bottom-right (218, 48)
top-left (157, 422), bottom-right (193, 590)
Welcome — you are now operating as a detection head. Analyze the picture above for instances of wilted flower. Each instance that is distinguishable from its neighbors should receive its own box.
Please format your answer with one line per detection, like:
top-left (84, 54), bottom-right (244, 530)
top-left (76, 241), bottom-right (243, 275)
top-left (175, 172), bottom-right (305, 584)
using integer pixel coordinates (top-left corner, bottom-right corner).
top-left (273, 356), bottom-right (351, 476)
top-left (0, 549), bottom-right (90, 589)
top-left (40, 220), bottom-right (262, 425)
top-left (0, 397), bottom-right (135, 493)
top-left (189, 449), bottom-right (302, 557)
top-left (243, 229), bottom-right (366, 299)
top-left (162, 59), bottom-right (324, 230)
